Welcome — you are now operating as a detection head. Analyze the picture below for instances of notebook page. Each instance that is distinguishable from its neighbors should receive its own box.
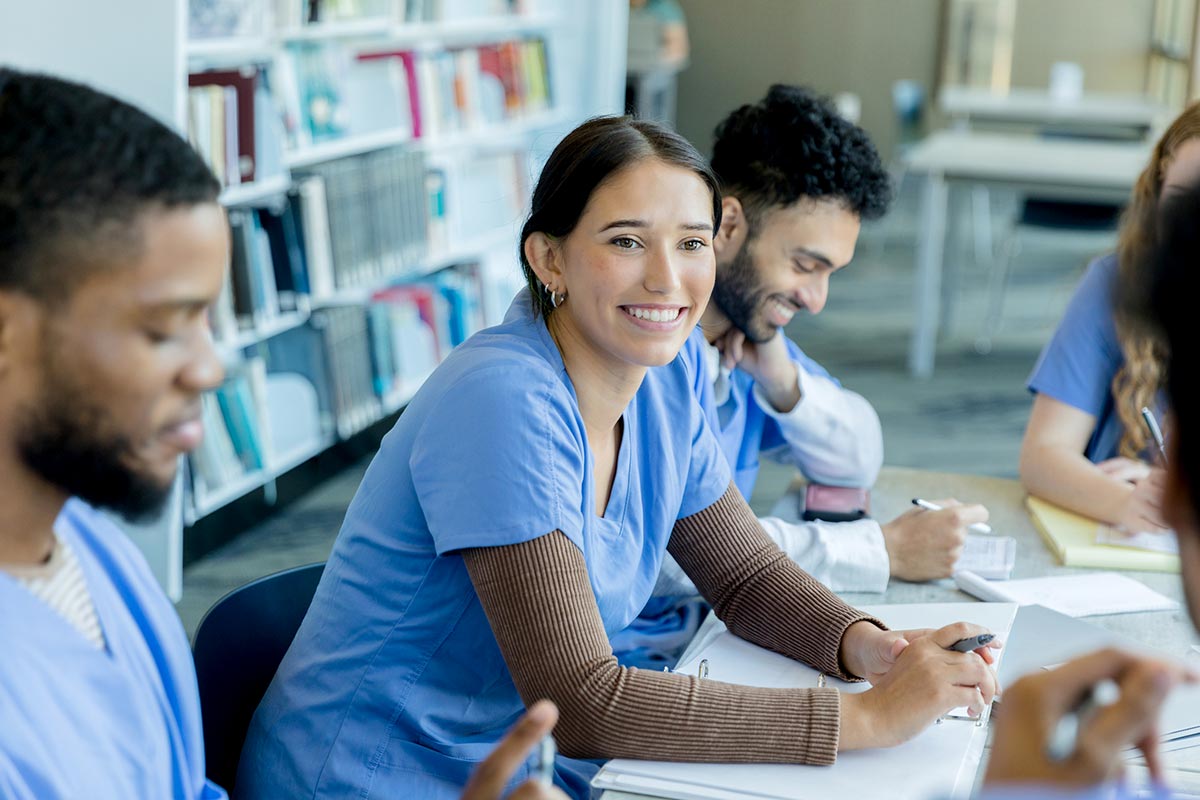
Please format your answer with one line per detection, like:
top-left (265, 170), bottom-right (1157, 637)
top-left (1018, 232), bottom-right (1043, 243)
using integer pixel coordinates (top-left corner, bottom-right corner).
top-left (1095, 525), bottom-right (1179, 555)
top-left (955, 571), bottom-right (1177, 618)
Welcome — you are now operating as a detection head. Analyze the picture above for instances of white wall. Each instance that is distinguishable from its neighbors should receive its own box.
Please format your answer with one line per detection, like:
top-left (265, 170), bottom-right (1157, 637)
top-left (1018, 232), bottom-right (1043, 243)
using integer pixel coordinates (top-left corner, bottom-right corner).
top-left (0, 0), bottom-right (185, 129)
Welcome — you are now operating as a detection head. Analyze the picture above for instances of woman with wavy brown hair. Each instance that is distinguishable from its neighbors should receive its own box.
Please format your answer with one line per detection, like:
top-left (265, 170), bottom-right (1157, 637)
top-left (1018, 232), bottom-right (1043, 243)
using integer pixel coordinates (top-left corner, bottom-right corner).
top-left (1020, 103), bottom-right (1200, 533)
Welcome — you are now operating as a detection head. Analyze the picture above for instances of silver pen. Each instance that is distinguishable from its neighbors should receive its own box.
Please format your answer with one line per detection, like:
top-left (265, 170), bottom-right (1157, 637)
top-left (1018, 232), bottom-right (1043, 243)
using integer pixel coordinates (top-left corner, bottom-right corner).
top-left (533, 733), bottom-right (556, 786)
top-left (1046, 679), bottom-right (1121, 760)
top-left (912, 498), bottom-right (993, 535)
top-left (1141, 406), bottom-right (1168, 465)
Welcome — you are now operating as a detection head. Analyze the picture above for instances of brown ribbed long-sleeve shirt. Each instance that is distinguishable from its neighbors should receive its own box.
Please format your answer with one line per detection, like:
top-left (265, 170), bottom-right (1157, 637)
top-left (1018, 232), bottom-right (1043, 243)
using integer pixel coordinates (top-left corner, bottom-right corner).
top-left (462, 483), bottom-right (883, 766)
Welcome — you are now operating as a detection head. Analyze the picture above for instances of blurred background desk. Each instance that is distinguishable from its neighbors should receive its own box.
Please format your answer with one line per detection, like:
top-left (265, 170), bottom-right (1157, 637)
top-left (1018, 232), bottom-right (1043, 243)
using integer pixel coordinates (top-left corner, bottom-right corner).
top-left (901, 131), bottom-right (1150, 378)
top-left (939, 86), bottom-right (1170, 137)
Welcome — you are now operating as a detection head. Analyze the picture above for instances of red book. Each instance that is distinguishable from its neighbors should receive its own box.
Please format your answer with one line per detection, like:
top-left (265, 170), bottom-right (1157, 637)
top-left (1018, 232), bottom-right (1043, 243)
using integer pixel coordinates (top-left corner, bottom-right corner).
top-left (497, 41), bottom-right (526, 115)
top-left (188, 68), bottom-right (257, 182)
top-left (357, 50), bottom-right (423, 138)
top-left (477, 45), bottom-right (519, 119)
top-left (372, 284), bottom-right (443, 356)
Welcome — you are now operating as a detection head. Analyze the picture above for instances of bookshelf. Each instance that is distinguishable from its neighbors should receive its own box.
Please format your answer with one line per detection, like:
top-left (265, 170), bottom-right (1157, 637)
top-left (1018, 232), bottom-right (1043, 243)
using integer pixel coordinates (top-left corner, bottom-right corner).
top-left (2, 0), bottom-right (629, 599)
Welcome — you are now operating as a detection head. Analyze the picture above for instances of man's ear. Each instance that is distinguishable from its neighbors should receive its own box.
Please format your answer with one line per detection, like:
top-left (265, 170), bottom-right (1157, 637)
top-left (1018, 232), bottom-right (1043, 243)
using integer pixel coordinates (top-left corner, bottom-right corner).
top-left (714, 196), bottom-right (749, 263)
top-left (524, 232), bottom-right (565, 292)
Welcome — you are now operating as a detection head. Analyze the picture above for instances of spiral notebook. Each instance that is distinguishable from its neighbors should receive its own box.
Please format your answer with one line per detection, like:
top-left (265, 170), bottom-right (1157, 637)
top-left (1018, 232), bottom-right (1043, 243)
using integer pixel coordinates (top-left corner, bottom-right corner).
top-left (592, 602), bottom-right (1017, 800)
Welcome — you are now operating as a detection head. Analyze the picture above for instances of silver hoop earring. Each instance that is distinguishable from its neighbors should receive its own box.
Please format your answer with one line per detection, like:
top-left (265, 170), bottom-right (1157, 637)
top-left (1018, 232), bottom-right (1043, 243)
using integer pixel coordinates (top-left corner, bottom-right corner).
top-left (546, 284), bottom-right (562, 309)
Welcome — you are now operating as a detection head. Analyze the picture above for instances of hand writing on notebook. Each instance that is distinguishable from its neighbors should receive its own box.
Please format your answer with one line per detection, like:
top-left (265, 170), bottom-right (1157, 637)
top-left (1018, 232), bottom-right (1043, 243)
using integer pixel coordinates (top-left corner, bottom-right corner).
top-left (882, 498), bottom-right (988, 581)
top-left (1113, 467), bottom-right (1170, 534)
top-left (1096, 456), bottom-right (1152, 483)
top-left (839, 622), bottom-right (1002, 749)
top-left (986, 649), bottom-right (1193, 789)
top-left (461, 700), bottom-right (569, 800)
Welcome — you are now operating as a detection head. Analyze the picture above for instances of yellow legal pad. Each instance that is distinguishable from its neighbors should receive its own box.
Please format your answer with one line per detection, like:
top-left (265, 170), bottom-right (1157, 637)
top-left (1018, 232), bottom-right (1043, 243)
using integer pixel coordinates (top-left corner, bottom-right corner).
top-left (1026, 496), bottom-right (1180, 573)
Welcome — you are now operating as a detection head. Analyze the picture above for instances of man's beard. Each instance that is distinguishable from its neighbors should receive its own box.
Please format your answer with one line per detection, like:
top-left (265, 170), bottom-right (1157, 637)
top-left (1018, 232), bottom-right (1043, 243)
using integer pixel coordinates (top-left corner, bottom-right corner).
top-left (709, 240), bottom-right (776, 344)
top-left (16, 376), bottom-right (173, 522)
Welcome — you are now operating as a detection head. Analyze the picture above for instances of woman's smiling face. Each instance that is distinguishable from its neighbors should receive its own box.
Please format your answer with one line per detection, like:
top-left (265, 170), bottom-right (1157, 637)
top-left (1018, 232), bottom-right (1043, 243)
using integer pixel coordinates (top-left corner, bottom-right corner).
top-left (548, 157), bottom-right (716, 371)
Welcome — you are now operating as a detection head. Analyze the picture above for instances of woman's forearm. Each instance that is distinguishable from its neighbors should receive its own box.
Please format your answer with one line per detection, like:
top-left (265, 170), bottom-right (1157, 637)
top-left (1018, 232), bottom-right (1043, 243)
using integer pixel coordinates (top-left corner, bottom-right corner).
top-left (1019, 442), bottom-right (1133, 523)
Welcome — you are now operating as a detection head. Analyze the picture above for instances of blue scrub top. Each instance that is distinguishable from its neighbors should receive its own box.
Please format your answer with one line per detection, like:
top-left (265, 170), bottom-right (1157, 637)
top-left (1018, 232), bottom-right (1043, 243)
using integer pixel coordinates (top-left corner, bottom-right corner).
top-left (1028, 254), bottom-right (1161, 462)
top-left (0, 499), bottom-right (225, 800)
top-left (238, 292), bottom-right (730, 800)
top-left (680, 326), bottom-right (839, 499)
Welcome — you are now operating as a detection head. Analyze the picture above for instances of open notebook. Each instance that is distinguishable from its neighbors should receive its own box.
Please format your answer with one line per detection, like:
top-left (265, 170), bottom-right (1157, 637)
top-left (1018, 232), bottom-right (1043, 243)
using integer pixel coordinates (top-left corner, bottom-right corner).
top-left (592, 602), bottom-right (1017, 800)
top-left (1026, 496), bottom-right (1179, 573)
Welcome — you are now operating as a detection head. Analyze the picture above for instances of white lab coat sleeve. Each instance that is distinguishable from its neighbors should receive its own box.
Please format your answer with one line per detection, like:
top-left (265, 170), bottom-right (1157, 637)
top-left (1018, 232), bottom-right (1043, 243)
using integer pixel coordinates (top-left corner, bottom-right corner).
top-left (653, 514), bottom-right (890, 596)
top-left (754, 362), bottom-right (884, 487)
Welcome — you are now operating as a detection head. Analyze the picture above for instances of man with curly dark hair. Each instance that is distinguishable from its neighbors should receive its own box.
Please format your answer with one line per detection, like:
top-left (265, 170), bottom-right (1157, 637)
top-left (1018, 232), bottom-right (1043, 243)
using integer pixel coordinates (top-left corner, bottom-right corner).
top-left (679, 84), bottom-right (988, 585)
top-left (615, 86), bottom-right (992, 669)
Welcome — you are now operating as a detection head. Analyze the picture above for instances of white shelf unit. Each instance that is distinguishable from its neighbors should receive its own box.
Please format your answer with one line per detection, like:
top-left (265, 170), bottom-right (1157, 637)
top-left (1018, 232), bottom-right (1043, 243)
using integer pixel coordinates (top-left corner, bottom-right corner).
top-left (0, 0), bottom-right (627, 598)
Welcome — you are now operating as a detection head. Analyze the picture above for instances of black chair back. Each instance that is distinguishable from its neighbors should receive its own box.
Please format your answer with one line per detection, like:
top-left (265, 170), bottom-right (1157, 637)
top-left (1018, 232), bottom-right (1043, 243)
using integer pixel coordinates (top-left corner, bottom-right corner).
top-left (191, 561), bottom-right (325, 792)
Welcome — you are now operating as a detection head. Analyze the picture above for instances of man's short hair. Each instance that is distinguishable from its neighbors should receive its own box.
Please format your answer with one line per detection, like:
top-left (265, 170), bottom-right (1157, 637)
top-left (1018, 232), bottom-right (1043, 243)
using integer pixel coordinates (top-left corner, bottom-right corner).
top-left (0, 68), bottom-right (220, 302)
top-left (710, 84), bottom-right (891, 225)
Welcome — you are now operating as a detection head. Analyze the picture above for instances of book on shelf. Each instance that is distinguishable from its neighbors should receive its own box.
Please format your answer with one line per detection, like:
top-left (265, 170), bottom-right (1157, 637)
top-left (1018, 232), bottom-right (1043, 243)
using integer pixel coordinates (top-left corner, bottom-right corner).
top-left (189, 360), bottom-right (325, 507)
top-left (275, 0), bottom-right (394, 28)
top-left (260, 263), bottom-right (484, 442)
top-left (190, 360), bottom-right (272, 499)
top-left (429, 148), bottom-right (525, 243)
top-left (292, 146), bottom-right (431, 298)
top-left (277, 36), bottom-right (550, 148)
top-left (190, 0), bottom-right (265, 40)
top-left (402, 0), bottom-right (524, 23)
top-left (187, 65), bottom-right (288, 188)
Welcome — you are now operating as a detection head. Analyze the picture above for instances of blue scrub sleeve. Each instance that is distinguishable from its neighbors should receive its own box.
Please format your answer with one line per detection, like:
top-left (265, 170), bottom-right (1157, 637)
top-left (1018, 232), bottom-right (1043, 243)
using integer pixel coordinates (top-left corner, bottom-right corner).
top-left (1028, 255), bottom-right (1123, 417)
top-left (410, 365), bottom-right (587, 556)
top-left (679, 392), bottom-right (734, 520)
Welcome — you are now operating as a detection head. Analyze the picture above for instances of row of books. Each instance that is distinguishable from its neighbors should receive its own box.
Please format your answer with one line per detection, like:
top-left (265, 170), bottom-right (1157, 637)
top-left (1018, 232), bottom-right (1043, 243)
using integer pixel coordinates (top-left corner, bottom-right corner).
top-left (297, 145), bottom-right (431, 295)
top-left (265, 265), bottom-right (486, 439)
top-left (209, 145), bottom-right (433, 345)
top-left (403, 0), bottom-right (527, 24)
top-left (189, 359), bottom-right (274, 499)
top-left (193, 263), bottom-right (483, 502)
top-left (187, 66), bottom-right (287, 187)
top-left (192, 0), bottom-right (530, 39)
top-left (275, 0), bottom-right (393, 28)
top-left (277, 36), bottom-right (549, 147)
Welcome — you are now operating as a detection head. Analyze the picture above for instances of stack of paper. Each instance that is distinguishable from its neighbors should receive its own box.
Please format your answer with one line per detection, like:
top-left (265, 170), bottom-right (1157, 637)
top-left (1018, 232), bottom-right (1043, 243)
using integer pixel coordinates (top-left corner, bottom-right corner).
top-left (955, 534), bottom-right (1017, 580)
top-left (592, 603), bottom-right (1018, 800)
top-left (954, 570), bottom-right (1178, 618)
top-left (1026, 496), bottom-right (1180, 573)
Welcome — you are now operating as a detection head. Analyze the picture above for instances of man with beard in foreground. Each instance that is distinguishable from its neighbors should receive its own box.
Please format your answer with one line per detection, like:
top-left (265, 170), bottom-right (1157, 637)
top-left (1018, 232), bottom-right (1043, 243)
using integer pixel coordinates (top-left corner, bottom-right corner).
top-left (0, 68), bottom-right (565, 800)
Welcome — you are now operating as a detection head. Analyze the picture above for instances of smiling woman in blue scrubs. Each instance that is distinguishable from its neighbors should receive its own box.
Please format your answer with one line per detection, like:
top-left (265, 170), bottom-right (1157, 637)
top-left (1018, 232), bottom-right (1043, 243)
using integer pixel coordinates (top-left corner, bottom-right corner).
top-left (237, 117), bottom-right (999, 800)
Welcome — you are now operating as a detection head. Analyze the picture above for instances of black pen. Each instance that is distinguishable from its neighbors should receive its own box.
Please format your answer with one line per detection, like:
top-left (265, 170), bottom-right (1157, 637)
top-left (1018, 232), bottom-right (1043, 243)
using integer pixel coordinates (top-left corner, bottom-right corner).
top-left (948, 632), bottom-right (994, 652)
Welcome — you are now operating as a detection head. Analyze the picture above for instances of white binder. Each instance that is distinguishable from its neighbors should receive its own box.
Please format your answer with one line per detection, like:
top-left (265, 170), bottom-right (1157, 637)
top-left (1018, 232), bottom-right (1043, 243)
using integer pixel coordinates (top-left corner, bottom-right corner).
top-left (592, 602), bottom-right (1018, 800)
